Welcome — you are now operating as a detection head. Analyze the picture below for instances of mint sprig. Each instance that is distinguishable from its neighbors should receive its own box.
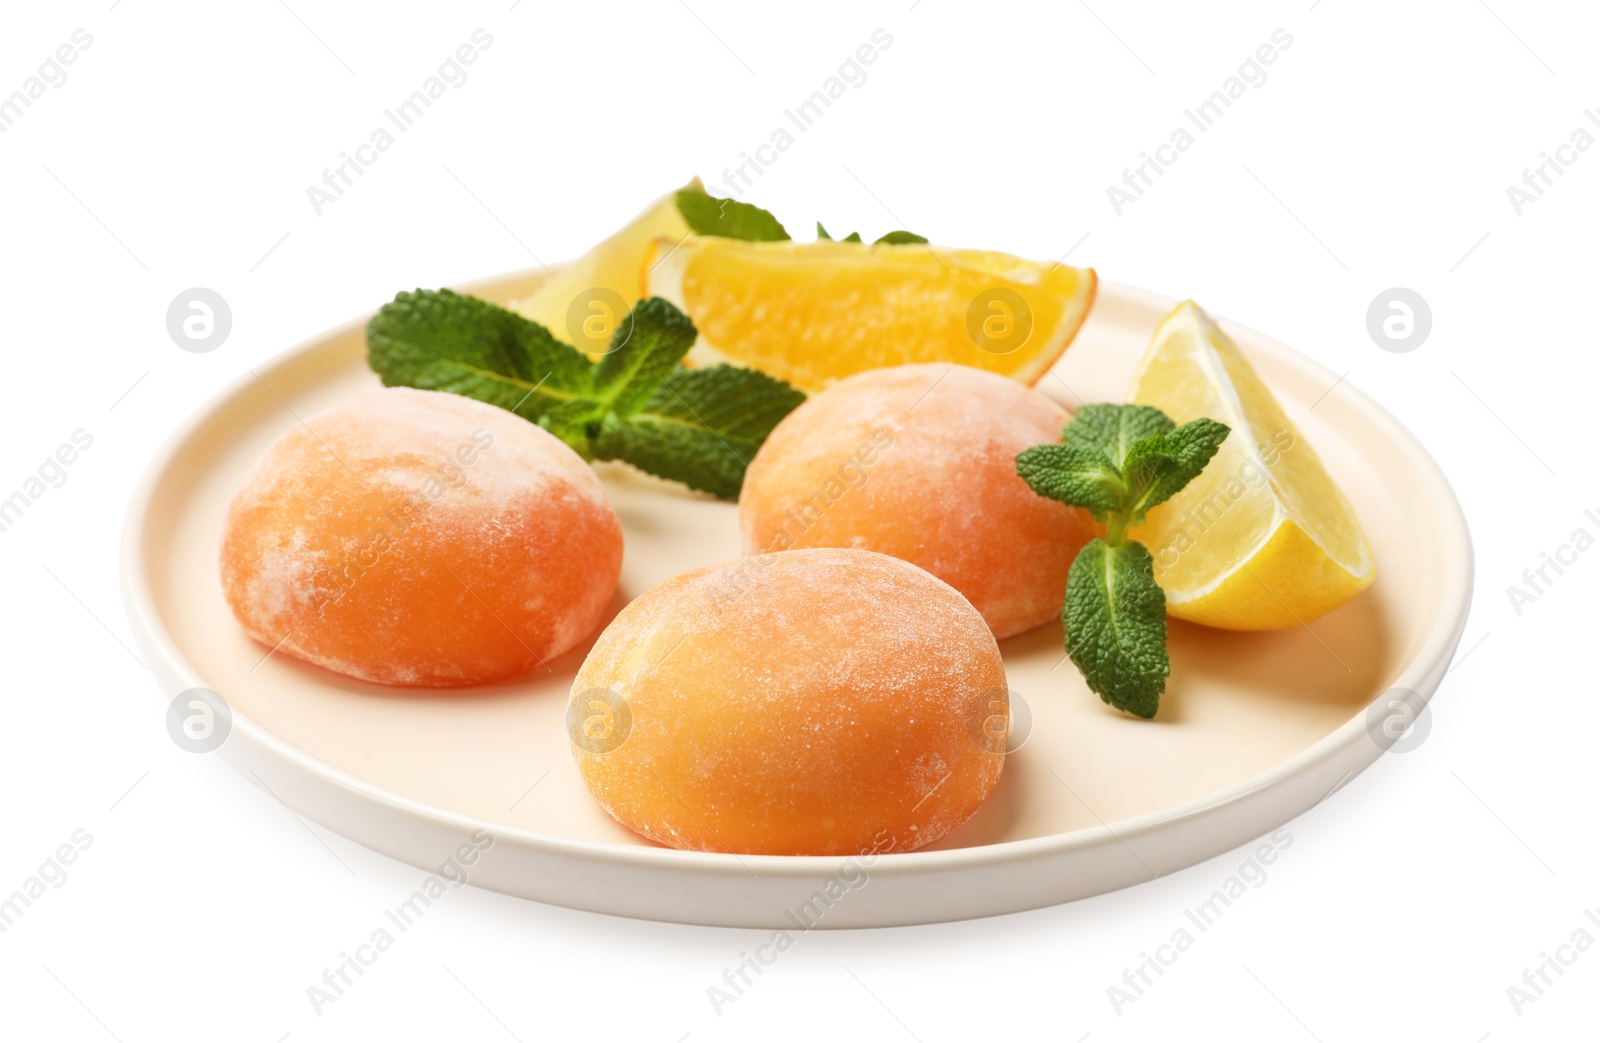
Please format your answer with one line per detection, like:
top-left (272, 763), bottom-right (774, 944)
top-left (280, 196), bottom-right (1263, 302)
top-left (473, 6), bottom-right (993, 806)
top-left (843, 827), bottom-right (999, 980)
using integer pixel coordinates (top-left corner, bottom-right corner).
top-left (367, 290), bottom-right (804, 500)
top-left (675, 188), bottom-right (924, 246)
top-left (1017, 404), bottom-right (1230, 718)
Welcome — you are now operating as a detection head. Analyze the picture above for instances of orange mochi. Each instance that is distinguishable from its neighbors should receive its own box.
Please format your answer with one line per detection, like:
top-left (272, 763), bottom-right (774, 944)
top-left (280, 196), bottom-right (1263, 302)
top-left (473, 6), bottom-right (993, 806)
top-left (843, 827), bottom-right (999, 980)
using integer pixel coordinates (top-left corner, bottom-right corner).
top-left (220, 387), bottom-right (622, 686)
top-left (569, 548), bottom-right (1008, 856)
top-left (738, 364), bottom-right (1098, 639)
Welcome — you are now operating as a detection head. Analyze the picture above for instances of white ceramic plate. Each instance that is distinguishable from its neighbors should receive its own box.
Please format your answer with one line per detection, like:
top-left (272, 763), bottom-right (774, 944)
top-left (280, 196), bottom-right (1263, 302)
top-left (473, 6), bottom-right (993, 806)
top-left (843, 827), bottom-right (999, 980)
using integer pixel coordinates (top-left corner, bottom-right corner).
top-left (121, 272), bottom-right (1472, 928)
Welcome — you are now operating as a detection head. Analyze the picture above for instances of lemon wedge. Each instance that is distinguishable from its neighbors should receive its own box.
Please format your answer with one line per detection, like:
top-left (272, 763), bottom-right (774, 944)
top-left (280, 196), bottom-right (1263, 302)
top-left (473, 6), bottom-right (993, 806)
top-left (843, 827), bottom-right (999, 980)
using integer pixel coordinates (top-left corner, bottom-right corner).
top-left (1128, 301), bottom-right (1373, 629)
top-left (510, 179), bottom-right (697, 358)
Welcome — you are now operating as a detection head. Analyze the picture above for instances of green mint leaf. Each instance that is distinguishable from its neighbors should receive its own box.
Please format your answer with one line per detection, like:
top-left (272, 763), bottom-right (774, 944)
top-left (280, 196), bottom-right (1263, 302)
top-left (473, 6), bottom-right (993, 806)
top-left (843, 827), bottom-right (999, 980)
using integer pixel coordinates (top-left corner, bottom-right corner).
top-left (1015, 443), bottom-right (1125, 520)
top-left (1123, 417), bottom-right (1232, 524)
top-left (1064, 539), bottom-right (1168, 718)
top-left (816, 221), bottom-right (832, 240)
top-left (590, 297), bottom-right (697, 418)
top-left (366, 289), bottom-right (592, 423)
top-left (874, 230), bottom-right (929, 244)
top-left (676, 189), bottom-right (790, 241)
top-left (1060, 403), bottom-right (1175, 472)
top-left (593, 364), bottom-right (805, 500)
top-left (842, 231), bottom-right (863, 243)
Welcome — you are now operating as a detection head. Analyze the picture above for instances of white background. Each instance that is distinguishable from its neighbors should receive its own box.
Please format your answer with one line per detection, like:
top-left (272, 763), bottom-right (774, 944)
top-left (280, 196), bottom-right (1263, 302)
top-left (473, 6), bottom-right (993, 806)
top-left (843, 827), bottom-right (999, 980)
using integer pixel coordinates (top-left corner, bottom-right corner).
top-left (0, 0), bottom-right (1593, 1039)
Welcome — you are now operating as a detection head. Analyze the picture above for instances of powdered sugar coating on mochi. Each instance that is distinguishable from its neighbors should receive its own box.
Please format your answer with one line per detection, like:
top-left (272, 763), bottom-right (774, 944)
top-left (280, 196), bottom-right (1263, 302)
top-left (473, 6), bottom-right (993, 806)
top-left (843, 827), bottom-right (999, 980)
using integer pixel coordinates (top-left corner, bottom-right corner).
top-left (738, 363), bottom-right (1099, 639)
top-left (570, 547), bottom-right (1008, 856)
top-left (220, 387), bottom-right (622, 686)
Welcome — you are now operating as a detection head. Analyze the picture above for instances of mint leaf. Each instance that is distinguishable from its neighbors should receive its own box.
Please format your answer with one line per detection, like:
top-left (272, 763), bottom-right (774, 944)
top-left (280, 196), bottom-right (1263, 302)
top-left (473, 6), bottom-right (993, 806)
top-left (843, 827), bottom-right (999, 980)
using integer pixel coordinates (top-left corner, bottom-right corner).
top-left (594, 365), bottom-right (805, 499)
top-left (367, 289), bottom-right (592, 421)
top-left (816, 221), bottom-right (834, 240)
top-left (1124, 418), bottom-right (1231, 523)
top-left (1064, 539), bottom-right (1168, 718)
top-left (1015, 443), bottom-right (1124, 520)
top-left (676, 189), bottom-right (790, 241)
top-left (591, 297), bottom-right (697, 418)
top-left (1060, 403), bottom-right (1174, 470)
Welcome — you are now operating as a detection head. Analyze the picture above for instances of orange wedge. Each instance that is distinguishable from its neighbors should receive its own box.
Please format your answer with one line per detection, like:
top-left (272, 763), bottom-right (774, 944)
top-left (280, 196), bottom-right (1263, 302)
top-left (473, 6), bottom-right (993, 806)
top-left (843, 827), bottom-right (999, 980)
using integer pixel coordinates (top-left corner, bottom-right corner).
top-left (646, 237), bottom-right (1096, 392)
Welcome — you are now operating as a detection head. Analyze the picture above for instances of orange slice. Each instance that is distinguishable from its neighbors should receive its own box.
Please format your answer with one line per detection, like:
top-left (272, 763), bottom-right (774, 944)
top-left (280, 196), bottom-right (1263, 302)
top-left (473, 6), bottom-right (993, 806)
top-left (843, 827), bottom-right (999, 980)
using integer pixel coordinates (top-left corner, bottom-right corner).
top-left (646, 237), bottom-right (1095, 392)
